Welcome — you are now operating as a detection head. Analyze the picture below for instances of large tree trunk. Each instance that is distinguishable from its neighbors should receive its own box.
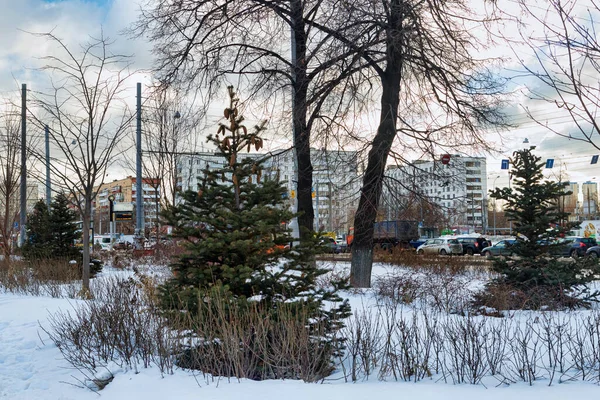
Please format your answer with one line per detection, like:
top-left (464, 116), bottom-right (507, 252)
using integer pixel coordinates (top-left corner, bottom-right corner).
top-left (291, 0), bottom-right (314, 238)
top-left (350, 3), bottom-right (403, 287)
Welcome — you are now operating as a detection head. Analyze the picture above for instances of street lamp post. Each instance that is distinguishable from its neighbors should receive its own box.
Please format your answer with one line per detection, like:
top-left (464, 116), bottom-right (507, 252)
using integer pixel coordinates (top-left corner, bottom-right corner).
top-left (108, 194), bottom-right (115, 251)
top-left (492, 175), bottom-right (500, 235)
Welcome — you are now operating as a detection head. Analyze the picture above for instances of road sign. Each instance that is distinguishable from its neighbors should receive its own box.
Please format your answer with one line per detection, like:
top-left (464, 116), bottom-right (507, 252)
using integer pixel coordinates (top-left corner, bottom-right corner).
top-left (441, 154), bottom-right (451, 165)
top-left (501, 159), bottom-right (509, 170)
top-left (592, 155), bottom-right (599, 165)
top-left (545, 159), bottom-right (554, 169)
top-left (114, 211), bottom-right (133, 221)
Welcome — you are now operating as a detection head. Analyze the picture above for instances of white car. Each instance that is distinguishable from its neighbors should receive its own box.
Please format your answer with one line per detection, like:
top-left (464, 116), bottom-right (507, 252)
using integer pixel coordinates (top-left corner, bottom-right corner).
top-left (416, 237), bottom-right (463, 255)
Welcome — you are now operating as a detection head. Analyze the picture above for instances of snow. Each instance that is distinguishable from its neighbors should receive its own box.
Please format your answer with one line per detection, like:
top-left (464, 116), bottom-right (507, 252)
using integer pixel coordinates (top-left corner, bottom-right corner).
top-left (2, 262), bottom-right (600, 399)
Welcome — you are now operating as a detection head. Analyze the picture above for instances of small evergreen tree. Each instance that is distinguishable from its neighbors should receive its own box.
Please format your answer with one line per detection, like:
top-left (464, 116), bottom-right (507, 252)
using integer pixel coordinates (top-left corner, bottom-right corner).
top-left (478, 147), bottom-right (600, 309)
top-left (22, 200), bottom-right (53, 259)
top-left (160, 86), bottom-right (350, 379)
top-left (49, 192), bottom-right (80, 260)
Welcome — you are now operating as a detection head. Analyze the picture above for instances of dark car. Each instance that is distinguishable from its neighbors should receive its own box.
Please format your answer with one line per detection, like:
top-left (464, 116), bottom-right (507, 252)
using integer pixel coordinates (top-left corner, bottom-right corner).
top-left (457, 236), bottom-right (490, 255)
top-left (546, 236), bottom-right (597, 258)
top-left (586, 245), bottom-right (600, 259)
top-left (409, 238), bottom-right (429, 249)
top-left (481, 239), bottom-right (516, 258)
top-left (320, 237), bottom-right (341, 254)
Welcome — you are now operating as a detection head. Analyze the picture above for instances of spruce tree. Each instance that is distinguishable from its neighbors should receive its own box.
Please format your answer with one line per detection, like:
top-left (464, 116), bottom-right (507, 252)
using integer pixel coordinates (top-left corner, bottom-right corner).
top-left (479, 147), bottom-right (600, 309)
top-left (49, 192), bottom-right (80, 260)
top-left (22, 200), bottom-right (53, 259)
top-left (160, 86), bottom-right (350, 379)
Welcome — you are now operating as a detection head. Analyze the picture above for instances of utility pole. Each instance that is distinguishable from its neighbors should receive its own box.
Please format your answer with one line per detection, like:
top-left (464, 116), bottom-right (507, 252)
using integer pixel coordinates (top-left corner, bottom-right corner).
top-left (45, 125), bottom-right (51, 208)
top-left (19, 84), bottom-right (26, 247)
top-left (315, 178), bottom-right (319, 230)
top-left (135, 82), bottom-right (144, 249)
top-left (588, 185), bottom-right (591, 219)
top-left (328, 181), bottom-right (333, 232)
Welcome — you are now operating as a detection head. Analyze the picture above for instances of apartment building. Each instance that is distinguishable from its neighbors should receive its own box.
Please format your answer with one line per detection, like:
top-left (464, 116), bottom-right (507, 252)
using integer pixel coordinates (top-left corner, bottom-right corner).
top-left (267, 148), bottom-right (361, 234)
top-left (177, 148), bottom-right (361, 235)
top-left (384, 155), bottom-right (488, 233)
top-left (581, 181), bottom-right (598, 218)
top-left (93, 176), bottom-right (161, 235)
top-left (176, 151), bottom-right (264, 197)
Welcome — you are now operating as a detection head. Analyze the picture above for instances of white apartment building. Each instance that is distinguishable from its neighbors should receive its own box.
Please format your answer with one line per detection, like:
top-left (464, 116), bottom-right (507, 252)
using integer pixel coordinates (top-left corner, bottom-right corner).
top-left (177, 151), bottom-right (265, 196)
top-left (177, 148), bottom-right (361, 235)
top-left (384, 155), bottom-right (488, 233)
top-left (267, 148), bottom-right (361, 234)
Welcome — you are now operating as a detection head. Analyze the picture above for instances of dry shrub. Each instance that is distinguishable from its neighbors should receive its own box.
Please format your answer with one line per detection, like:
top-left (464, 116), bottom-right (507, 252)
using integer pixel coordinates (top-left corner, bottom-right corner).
top-left (373, 268), bottom-right (476, 314)
top-left (0, 257), bottom-right (84, 298)
top-left (42, 275), bottom-right (179, 384)
top-left (473, 282), bottom-right (585, 312)
top-left (341, 304), bottom-right (600, 386)
top-left (374, 247), bottom-right (490, 275)
top-left (173, 289), bottom-right (339, 382)
top-left (30, 257), bottom-right (81, 282)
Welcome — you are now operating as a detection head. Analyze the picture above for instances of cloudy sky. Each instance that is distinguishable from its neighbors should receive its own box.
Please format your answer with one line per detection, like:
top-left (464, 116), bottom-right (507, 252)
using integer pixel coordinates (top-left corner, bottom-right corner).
top-left (0, 0), bottom-right (599, 191)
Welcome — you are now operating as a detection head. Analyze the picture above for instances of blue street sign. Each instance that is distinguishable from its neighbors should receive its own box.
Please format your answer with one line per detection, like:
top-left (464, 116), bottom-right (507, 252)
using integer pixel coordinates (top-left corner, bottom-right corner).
top-left (592, 155), bottom-right (599, 165)
top-left (545, 159), bottom-right (554, 169)
top-left (501, 159), bottom-right (509, 170)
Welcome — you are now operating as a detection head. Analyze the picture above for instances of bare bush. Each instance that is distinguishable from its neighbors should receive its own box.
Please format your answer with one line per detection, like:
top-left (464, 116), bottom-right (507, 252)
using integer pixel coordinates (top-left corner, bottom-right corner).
top-left (340, 301), bottom-right (600, 387)
top-left (41, 274), bottom-right (180, 385)
top-left (0, 258), bottom-right (82, 298)
top-left (373, 268), bottom-right (477, 314)
top-left (174, 289), bottom-right (341, 383)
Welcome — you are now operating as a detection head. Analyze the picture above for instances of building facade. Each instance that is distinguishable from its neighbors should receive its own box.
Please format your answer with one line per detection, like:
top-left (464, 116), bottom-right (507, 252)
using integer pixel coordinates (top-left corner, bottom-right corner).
top-left (384, 155), bottom-right (488, 234)
top-left (177, 148), bottom-right (361, 235)
top-left (267, 148), bottom-right (361, 235)
top-left (93, 176), bottom-right (161, 235)
top-left (581, 181), bottom-right (598, 218)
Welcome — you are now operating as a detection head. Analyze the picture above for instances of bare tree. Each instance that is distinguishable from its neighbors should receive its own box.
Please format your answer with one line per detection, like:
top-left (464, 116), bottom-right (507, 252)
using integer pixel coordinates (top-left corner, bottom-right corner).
top-left (29, 32), bottom-right (134, 294)
top-left (134, 0), bottom-right (367, 239)
top-left (514, 0), bottom-right (600, 150)
top-left (309, 0), bottom-right (508, 286)
top-left (118, 84), bottom-right (201, 236)
top-left (0, 105), bottom-right (22, 257)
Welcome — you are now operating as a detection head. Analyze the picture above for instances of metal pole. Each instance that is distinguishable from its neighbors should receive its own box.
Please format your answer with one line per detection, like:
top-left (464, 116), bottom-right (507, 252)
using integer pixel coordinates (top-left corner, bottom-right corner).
top-left (135, 82), bottom-right (144, 248)
top-left (19, 84), bottom-right (26, 247)
top-left (471, 191), bottom-right (475, 232)
top-left (328, 181), bottom-right (333, 232)
top-left (509, 174), bottom-right (512, 235)
top-left (492, 176), bottom-right (499, 236)
top-left (315, 178), bottom-right (319, 230)
top-left (109, 195), bottom-right (114, 251)
top-left (588, 185), bottom-right (591, 219)
top-left (45, 125), bottom-right (51, 208)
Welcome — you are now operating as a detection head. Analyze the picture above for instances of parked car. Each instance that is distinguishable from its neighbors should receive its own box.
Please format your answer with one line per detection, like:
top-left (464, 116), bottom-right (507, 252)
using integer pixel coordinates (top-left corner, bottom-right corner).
top-left (409, 237), bottom-right (429, 249)
top-left (481, 239), bottom-right (516, 258)
top-left (585, 244), bottom-right (600, 259)
top-left (546, 236), bottom-right (597, 258)
top-left (456, 236), bottom-right (490, 255)
top-left (320, 237), bottom-right (341, 254)
top-left (416, 237), bottom-right (462, 255)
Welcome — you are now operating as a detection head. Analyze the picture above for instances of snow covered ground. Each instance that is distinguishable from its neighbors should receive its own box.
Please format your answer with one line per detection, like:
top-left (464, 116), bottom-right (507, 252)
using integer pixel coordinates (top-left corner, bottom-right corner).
top-left (1, 262), bottom-right (600, 399)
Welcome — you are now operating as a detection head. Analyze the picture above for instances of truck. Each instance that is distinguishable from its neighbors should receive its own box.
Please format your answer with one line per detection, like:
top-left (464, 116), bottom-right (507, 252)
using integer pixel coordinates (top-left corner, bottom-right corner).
top-left (347, 220), bottom-right (420, 251)
top-left (574, 220), bottom-right (600, 239)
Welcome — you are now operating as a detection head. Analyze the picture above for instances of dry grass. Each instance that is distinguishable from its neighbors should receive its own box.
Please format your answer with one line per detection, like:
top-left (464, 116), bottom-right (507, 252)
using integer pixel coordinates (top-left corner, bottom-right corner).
top-left (374, 247), bottom-right (491, 274)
